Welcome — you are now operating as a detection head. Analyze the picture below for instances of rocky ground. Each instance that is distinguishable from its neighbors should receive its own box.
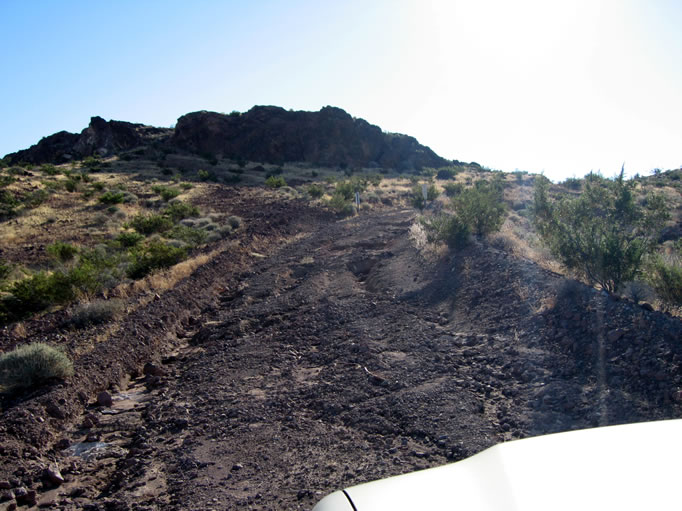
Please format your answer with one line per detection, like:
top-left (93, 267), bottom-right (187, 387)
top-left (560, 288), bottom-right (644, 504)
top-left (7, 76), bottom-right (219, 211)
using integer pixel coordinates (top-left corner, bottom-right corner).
top-left (1, 201), bottom-right (682, 510)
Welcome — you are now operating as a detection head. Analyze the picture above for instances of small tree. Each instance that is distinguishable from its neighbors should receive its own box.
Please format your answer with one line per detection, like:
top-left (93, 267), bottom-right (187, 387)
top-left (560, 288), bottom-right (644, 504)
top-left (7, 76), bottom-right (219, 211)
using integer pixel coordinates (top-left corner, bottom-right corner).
top-left (534, 170), bottom-right (669, 293)
top-left (452, 182), bottom-right (505, 235)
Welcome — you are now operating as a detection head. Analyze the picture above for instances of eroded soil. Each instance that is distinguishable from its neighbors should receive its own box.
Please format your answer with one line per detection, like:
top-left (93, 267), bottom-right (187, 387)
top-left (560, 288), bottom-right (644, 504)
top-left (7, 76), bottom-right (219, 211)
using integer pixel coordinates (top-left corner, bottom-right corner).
top-left (2, 202), bottom-right (682, 510)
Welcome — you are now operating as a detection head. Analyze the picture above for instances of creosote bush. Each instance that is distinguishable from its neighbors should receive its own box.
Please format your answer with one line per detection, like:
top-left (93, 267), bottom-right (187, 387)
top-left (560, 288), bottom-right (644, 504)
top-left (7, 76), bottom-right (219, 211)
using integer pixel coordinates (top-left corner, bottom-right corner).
top-left (420, 214), bottom-right (470, 250)
top-left (0, 343), bottom-right (73, 392)
top-left (265, 176), bottom-right (286, 188)
top-left (68, 299), bottom-right (124, 328)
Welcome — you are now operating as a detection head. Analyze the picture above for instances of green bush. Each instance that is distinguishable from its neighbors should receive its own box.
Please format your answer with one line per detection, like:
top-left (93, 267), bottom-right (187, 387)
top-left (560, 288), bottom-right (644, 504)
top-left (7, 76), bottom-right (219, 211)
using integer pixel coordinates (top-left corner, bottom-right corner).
top-left (420, 214), bottom-right (470, 250)
top-left (0, 259), bottom-right (10, 281)
top-left (411, 184), bottom-right (440, 210)
top-left (40, 164), bottom-right (60, 176)
top-left (47, 242), bottom-right (79, 262)
top-left (127, 241), bottom-right (187, 279)
top-left (99, 190), bottom-right (126, 205)
top-left (129, 214), bottom-right (173, 235)
top-left (82, 156), bottom-right (101, 172)
top-left (534, 170), bottom-right (669, 293)
top-left (452, 182), bottom-right (505, 236)
top-left (198, 169), bottom-right (216, 181)
top-left (23, 188), bottom-right (49, 209)
top-left (168, 225), bottom-right (208, 246)
top-left (0, 343), bottom-right (73, 392)
top-left (0, 190), bottom-right (19, 219)
top-left (164, 201), bottom-right (199, 222)
top-left (68, 299), bottom-right (124, 328)
top-left (436, 167), bottom-right (459, 180)
top-left (115, 231), bottom-right (145, 248)
top-left (265, 175), bottom-right (287, 188)
top-left (443, 182), bottom-right (463, 197)
top-left (152, 185), bottom-right (181, 201)
top-left (336, 178), bottom-right (368, 200)
top-left (647, 254), bottom-right (682, 306)
top-left (327, 192), bottom-right (356, 216)
top-left (308, 184), bottom-right (324, 198)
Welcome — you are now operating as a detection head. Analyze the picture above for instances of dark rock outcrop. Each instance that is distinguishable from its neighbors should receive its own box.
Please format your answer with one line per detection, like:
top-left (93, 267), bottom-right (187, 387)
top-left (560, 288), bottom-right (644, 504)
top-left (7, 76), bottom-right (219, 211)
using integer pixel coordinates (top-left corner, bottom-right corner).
top-left (172, 106), bottom-right (448, 170)
top-left (5, 106), bottom-right (449, 170)
top-left (5, 117), bottom-right (172, 165)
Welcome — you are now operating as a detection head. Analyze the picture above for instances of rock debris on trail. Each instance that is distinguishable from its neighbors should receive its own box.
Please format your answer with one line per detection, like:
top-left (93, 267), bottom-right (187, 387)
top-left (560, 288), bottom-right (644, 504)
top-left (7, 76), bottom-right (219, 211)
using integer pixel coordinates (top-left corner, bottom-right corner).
top-left (2, 206), bottom-right (682, 510)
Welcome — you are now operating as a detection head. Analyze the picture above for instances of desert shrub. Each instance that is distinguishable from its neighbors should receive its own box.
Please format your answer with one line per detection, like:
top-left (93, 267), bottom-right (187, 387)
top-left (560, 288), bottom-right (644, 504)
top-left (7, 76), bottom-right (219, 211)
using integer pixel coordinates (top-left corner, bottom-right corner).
top-left (82, 156), bottom-right (101, 171)
top-left (411, 183), bottom-right (440, 210)
top-left (152, 185), bottom-right (181, 201)
top-left (308, 184), bottom-right (324, 198)
top-left (443, 182), bottom-right (463, 197)
top-left (40, 164), bottom-right (60, 176)
top-left (64, 178), bottom-right (80, 192)
top-left (336, 178), bottom-right (368, 200)
top-left (436, 167), bottom-right (458, 180)
top-left (0, 158), bottom-right (7, 168)
top-left (561, 177), bottom-right (583, 190)
top-left (127, 240), bottom-right (187, 279)
top-left (420, 214), bottom-right (470, 250)
top-left (115, 231), bottom-right (145, 248)
top-left (180, 182), bottom-right (193, 190)
top-left (0, 190), bottom-right (19, 218)
top-left (227, 215), bottom-right (242, 229)
top-left (265, 176), bottom-right (286, 188)
top-left (0, 174), bottom-right (15, 187)
top-left (47, 242), bottom-right (78, 262)
top-left (327, 192), bottom-right (356, 216)
top-left (646, 254), bottom-right (682, 306)
top-left (99, 190), bottom-right (126, 205)
top-left (0, 260), bottom-right (10, 281)
top-left (452, 182), bottom-right (505, 236)
top-left (620, 280), bottom-right (655, 304)
top-left (164, 201), bottom-right (199, 222)
top-left (129, 214), bottom-right (173, 235)
top-left (198, 169), bottom-right (216, 181)
top-left (23, 188), bottom-right (49, 208)
top-left (0, 343), bottom-right (73, 392)
top-left (91, 181), bottom-right (106, 192)
top-left (68, 299), bottom-right (124, 328)
top-left (554, 279), bottom-right (591, 308)
top-left (534, 170), bottom-right (669, 293)
top-left (168, 225), bottom-right (208, 246)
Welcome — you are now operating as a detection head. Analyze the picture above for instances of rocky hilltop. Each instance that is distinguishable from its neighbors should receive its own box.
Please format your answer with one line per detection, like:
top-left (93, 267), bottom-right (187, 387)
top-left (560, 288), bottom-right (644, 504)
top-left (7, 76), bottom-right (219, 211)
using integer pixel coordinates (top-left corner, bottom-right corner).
top-left (5, 117), bottom-right (172, 165)
top-left (5, 106), bottom-right (449, 170)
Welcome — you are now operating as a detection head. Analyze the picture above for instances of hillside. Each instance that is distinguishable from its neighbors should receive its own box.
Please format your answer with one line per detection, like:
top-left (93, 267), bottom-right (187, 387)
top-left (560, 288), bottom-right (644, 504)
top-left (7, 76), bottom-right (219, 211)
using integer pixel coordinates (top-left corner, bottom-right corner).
top-left (0, 126), bottom-right (681, 509)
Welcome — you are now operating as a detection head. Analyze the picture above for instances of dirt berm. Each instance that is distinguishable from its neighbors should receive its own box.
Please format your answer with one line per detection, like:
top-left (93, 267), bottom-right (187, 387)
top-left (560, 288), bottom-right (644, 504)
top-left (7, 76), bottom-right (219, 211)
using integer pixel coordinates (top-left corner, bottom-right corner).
top-left (1, 203), bottom-right (681, 510)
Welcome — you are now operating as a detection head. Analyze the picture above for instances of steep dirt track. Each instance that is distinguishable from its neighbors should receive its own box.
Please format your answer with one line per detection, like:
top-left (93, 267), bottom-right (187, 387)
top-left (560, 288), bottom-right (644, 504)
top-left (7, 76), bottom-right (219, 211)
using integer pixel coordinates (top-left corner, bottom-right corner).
top-left (4, 205), bottom-right (681, 510)
top-left (81, 207), bottom-right (682, 510)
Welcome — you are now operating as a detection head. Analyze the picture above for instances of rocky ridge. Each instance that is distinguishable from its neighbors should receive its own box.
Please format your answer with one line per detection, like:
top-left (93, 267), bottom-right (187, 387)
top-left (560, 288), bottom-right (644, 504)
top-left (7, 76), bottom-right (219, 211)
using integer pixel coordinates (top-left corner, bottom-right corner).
top-left (4, 106), bottom-right (449, 171)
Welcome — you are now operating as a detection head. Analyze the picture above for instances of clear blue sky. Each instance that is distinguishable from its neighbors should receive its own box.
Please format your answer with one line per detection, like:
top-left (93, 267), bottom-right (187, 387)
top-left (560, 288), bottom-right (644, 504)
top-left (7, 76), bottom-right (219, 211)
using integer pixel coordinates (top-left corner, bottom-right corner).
top-left (1, 0), bottom-right (681, 181)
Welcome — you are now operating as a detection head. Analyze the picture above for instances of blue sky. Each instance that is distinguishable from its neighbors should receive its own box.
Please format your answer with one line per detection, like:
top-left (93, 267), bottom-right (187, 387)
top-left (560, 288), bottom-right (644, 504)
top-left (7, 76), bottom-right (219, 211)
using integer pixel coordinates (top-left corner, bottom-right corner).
top-left (1, 0), bottom-right (681, 181)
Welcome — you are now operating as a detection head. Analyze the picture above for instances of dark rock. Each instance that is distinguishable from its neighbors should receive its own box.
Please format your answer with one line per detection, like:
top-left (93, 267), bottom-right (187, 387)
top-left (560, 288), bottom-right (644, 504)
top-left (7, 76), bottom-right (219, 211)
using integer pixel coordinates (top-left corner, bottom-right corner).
top-left (0, 490), bottom-right (13, 502)
top-left (231, 463), bottom-right (244, 471)
top-left (14, 487), bottom-right (37, 507)
top-left (0, 481), bottom-right (10, 490)
top-left (640, 302), bottom-right (655, 312)
top-left (97, 391), bottom-right (113, 407)
top-left (5, 118), bottom-right (172, 165)
top-left (45, 401), bottom-right (65, 420)
top-left (171, 107), bottom-right (448, 170)
top-left (143, 362), bottom-right (167, 377)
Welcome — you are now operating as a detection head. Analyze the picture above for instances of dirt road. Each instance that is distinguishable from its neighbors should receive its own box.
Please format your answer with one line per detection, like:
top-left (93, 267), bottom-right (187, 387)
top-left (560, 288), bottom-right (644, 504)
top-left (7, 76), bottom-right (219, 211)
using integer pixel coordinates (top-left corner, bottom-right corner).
top-left (3, 204), bottom-right (682, 510)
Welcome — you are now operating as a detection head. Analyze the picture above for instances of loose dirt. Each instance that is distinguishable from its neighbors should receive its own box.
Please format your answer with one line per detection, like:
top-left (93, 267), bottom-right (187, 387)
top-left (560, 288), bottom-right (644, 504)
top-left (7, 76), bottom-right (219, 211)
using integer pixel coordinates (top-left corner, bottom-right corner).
top-left (1, 201), bottom-right (681, 510)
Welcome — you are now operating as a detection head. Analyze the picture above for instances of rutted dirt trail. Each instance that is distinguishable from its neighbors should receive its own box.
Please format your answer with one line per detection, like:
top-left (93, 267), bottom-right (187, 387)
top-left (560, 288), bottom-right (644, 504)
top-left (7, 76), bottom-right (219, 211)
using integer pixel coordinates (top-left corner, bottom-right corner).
top-left (4, 205), bottom-right (682, 510)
